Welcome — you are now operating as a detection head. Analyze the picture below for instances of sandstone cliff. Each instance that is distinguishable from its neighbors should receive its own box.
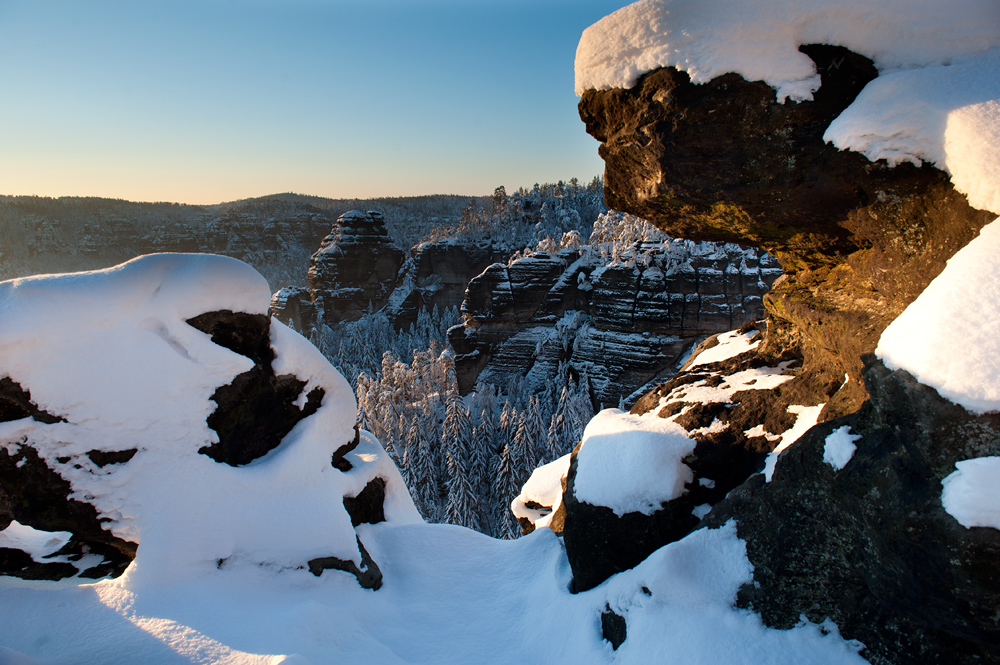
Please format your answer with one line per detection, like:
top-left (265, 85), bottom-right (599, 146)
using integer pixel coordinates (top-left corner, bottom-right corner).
top-left (449, 237), bottom-right (780, 407)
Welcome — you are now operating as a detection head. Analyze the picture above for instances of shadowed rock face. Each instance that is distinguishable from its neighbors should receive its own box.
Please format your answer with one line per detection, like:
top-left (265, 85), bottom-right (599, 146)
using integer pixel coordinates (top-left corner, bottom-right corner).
top-left (579, 44), bottom-right (995, 421)
top-left (307, 210), bottom-right (406, 325)
top-left (575, 43), bottom-right (1000, 664)
top-left (450, 245), bottom-right (779, 405)
top-left (704, 358), bottom-right (1000, 665)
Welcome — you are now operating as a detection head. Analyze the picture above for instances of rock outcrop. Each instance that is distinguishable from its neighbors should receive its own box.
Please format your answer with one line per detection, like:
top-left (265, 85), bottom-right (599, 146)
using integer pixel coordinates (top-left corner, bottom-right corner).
top-left (0, 255), bottom-right (416, 588)
top-left (449, 242), bottom-right (780, 406)
top-left (579, 44), bottom-right (995, 421)
top-left (572, 44), bottom-right (1000, 664)
top-left (387, 240), bottom-right (509, 330)
top-left (307, 210), bottom-right (406, 325)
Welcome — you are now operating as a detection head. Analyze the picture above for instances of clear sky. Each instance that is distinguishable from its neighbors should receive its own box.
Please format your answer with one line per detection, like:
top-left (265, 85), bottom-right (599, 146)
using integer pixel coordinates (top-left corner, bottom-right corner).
top-left (0, 0), bottom-right (630, 204)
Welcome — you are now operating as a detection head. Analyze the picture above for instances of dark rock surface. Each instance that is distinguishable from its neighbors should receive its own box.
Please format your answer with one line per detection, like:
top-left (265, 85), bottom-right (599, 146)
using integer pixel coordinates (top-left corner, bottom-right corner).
top-left (343, 477), bottom-right (387, 527)
top-left (450, 245), bottom-right (779, 406)
top-left (0, 377), bottom-right (65, 425)
top-left (0, 443), bottom-right (136, 581)
top-left (601, 606), bottom-right (627, 650)
top-left (307, 536), bottom-right (383, 590)
top-left (188, 310), bottom-right (325, 467)
top-left (702, 358), bottom-right (1000, 665)
top-left (307, 210), bottom-right (406, 325)
top-left (579, 44), bottom-right (995, 421)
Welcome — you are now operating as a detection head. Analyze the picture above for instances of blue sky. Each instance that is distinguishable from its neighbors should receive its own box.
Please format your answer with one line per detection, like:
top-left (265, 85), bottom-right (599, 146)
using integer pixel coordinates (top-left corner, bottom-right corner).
top-left (0, 0), bottom-right (629, 204)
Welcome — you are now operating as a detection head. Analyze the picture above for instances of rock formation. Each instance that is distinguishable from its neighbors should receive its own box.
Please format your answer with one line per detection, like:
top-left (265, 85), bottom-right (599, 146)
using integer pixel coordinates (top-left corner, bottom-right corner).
top-left (579, 44), bottom-right (994, 421)
top-left (307, 210), bottom-right (406, 325)
top-left (387, 240), bottom-right (508, 330)
top-left (0, 255), bottom-right (418, 587)
top-left (449, 241), bottom-right (780, 407)
top-left (570, 44), bottom-right (1000, 664)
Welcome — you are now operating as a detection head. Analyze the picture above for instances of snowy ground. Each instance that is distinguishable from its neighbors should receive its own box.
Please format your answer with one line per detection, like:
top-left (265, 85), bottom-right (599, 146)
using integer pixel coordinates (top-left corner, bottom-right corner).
top-left (0, 522), bottom-right (867, 665)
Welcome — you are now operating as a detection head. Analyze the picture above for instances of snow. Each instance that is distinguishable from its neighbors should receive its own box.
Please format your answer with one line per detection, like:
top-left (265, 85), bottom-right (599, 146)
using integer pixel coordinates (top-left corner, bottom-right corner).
top-left (665, 360), bottom-right (797, 408)
top-left (0, 256), bottom-right (872, 662)
top-left (826, 50), bottom-right (1000, 215)
top-left (823, 426), bottom-right (860, 471)
top-left (0, 254), bottom-right (414, 588)
top-left (762, 404), bottom-right (826, 482)
top-left (0, 520), bottom-right (868, 665)
top-left (511, 454), bottom-right (571, 531)
top-left (573, 409), bottom-right (696, 516)
top-left (941, 457), bottom-right (1000, 530)
top-left (575, 0), bottom-right (999, 100)
top-left (688, 330), bottom-right (761, 368)
top-left (0, 522), bottom-right (72, 562)
top-left (877, 218), bottom-right (1000, 413)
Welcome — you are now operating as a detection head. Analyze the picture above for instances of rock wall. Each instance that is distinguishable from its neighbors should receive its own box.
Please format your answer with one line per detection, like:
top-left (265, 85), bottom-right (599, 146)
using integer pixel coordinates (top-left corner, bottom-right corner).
top-left (449, 243), bottom-right (780, 407)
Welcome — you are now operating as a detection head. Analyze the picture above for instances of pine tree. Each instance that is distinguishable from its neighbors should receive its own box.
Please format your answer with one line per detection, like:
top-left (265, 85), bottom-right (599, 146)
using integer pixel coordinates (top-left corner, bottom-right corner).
top-left (407, 416), bottom-right (439, 521)
top-left (491, 441), bottom-right (520, 539)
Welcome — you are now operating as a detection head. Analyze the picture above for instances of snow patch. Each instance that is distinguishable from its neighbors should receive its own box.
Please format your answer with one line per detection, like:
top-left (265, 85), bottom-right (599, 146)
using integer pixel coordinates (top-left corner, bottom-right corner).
top-left (0, 522), bottom-right (72, 562)
top-left (877, 218), bottom-right (1000, 413)
top-left (512, 454), bottom-right (571, 531)
top-left (763, 404), bottom-right (826, 482)
top-left (574, 409), bottom-right (696, 516)
top-left (941, 457), bottom-right (1000, 530)
top-left (689, 329), bottom-right (761, 368)
top-left (823, 426), bottom-right (860, 471)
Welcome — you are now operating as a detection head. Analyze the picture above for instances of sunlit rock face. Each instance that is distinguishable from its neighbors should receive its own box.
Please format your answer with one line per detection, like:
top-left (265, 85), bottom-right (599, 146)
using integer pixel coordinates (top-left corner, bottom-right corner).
top-left (307, 210), bottom-right (406, 325)
top-left (579, 45), bottom-right (995, 421)
top-left (0, 254), bottom-right (419, 587)
top-left (575, 44), bottom-right (1000, 665)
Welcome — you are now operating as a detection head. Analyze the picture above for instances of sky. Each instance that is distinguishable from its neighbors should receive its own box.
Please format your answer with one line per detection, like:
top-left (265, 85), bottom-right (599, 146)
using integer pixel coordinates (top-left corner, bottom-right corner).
top-left (0, 0), bottom-right (630, 205)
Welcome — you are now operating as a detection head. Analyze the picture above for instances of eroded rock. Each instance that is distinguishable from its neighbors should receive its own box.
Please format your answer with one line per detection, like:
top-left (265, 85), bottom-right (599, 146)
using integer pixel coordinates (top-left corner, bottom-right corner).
top-left (307, 210), bottom-right (406, 325)
top-left (579, 45), bottom-right (995, 421)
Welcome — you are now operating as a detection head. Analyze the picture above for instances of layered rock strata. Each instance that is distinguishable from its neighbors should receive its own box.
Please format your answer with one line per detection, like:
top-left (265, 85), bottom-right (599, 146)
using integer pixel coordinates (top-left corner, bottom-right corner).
top-left (449, 244), bottom-right (780, 406)
top-left (307, 210), bottom-right (406, 325)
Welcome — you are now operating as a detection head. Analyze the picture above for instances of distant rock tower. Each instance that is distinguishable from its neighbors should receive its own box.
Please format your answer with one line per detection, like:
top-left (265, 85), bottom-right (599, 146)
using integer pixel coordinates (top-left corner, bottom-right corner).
top-left (306, 210), bottom-right (405, 325)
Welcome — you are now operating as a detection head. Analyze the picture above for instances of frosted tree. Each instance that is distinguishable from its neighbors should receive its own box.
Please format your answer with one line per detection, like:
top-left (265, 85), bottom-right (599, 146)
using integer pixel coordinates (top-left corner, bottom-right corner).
top-left (406, 416), bottom-right (439, 521)
top-left (491, 441), bottom-right (521, 539)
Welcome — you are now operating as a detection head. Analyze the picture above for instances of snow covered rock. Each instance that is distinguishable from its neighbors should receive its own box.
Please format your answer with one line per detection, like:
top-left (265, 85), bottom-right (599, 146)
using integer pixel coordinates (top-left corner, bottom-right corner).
top-left (559, 323), bottom-right (820, 592)
top-left (0, 254), bottom-right (419, 587)
top-left (307, 210), bottom-right (406, 325)
top-left (578, 42), bottom-right (996, 422)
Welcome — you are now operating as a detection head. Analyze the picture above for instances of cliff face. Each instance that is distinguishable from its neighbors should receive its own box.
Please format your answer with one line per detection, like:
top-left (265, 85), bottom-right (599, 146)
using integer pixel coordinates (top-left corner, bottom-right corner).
top-left (579, 45), bottom-right (995, 421)
top-left (574, 45), bottom-right (1000, 664)
top-left (450, 242), bottom-right (780, 406)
